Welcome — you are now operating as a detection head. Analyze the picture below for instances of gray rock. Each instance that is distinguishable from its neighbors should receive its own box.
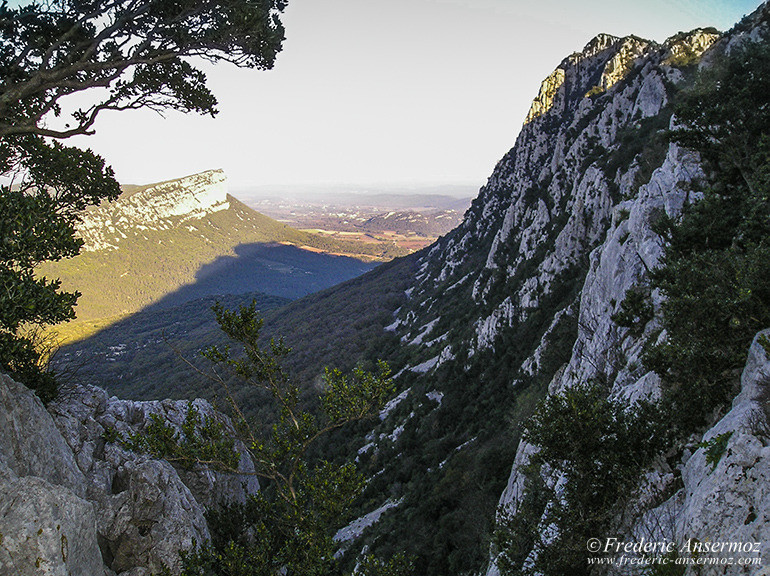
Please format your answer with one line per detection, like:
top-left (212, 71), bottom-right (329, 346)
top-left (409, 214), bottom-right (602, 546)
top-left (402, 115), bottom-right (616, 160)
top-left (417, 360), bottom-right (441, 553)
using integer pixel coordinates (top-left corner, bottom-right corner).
top-left (0, 464), bottom-right (105, 576)
top-left (626, 331), bottom-right (770, 575)
top-left (482, 15), bottom-right (769, 575)
top-left (0, 374), bottom-right (259, 576)
top-left (50, 385), bottom-right (258, 509)
top-left (0, 374), bottom-right (86, 497)
top-left (49, 384), bottom-right (259, 574)
top-left (95, 457), bottom-right (209, 575)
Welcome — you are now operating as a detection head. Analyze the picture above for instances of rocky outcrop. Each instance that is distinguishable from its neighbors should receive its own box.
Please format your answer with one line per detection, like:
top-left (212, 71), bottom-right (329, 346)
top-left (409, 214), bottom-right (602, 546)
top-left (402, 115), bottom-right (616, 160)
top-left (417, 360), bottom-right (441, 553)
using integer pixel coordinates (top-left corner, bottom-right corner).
top-left (552, 139), bottom-right (702, 399)
top-left (388, 27), bottom-right (699, 370)
top-left (0, 374), bottom-right (87, 497)
top-left (0, 374), bottom-right (257, 576)
top-left (524, 68), bottom-right (565, 124)
top-left (0, 464), bottom-right (105, 576)
top-left (621, 331), bottom-right (770, 574)
top-left (596, 36), bottom-right (650, 93)
top-left (481, 6), bottom-right (770, 574)
top-left (663, 29), bottom-right (720, 67)
top-left (78, 169), bottom-right (230, 251)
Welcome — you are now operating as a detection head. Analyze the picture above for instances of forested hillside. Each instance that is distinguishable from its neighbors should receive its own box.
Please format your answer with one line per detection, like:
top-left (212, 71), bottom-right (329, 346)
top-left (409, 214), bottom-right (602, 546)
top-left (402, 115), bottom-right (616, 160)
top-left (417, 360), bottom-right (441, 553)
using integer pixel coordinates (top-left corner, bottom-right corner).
top-left (7, 1), bottom-right (770, 575)
top-left (238, 7), bottom-right (770, 574)
top-left (41, 170), bottom-right (395, 343)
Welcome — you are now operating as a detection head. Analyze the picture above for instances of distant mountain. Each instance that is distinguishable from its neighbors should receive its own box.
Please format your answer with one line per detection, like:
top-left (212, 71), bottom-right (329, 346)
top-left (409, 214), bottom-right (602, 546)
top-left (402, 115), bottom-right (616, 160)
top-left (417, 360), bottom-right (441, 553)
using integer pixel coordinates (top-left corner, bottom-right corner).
top-left (302, 192), bottom-right (472, 212)
top-left (51, 6), bottom-right (770, 576)
top-left (236, 184), bottom-right (476, 211)
top-left (246, 193), bottom-right (471, 241)
top-left (359, 209), bottom-right (462, 237)
top-left (41, 170), bottom-right (395, 339)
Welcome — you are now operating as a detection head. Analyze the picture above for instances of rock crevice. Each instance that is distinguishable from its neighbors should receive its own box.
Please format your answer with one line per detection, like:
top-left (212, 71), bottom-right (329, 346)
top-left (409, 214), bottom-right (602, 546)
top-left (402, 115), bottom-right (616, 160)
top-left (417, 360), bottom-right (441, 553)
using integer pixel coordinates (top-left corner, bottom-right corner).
top-left (0, 375), bottom-right (256, 576)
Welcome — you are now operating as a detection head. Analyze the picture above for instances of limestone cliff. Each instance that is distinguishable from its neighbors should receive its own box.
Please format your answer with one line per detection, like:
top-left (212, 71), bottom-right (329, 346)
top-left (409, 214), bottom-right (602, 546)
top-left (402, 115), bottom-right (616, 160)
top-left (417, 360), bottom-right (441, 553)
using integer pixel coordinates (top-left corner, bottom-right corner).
top-left (388, 29), bottom-right (692, 374)
top-left (347, 2), bottom-right (770, 574)
top-left (480, 5), bottom-right (770, 575)
top-left (78, 169), bottom-right (230, 252)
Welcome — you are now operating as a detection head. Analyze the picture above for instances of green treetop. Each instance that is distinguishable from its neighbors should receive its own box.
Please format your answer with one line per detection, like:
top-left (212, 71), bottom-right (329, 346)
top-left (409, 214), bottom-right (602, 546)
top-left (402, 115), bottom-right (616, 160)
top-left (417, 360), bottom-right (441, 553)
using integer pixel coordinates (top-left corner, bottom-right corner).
top-left (0, 0), bottom-right (286, 400)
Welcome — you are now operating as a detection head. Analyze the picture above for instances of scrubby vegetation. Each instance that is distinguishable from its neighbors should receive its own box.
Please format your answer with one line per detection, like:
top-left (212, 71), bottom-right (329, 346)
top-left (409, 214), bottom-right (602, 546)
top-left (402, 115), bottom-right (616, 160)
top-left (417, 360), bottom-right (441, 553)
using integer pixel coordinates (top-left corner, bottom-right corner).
top-left (494, 33), bottom-right (770, 575)
top-left (121, 300), bottom-right (405, 576)
top-left (495, 384), bottom-right (665, 576)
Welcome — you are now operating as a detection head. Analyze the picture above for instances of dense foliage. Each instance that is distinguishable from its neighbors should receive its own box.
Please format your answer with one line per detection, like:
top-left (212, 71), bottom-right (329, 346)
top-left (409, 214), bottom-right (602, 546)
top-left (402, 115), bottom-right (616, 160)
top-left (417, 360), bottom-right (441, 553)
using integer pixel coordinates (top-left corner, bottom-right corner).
top-left (495, 384), bottom-right (665, 576)
top-left (123, 300), bottom-right (407, 576)
top-left (0, 0), bottom-right (286, 400)
top-left (0, 137), bottom-right (119, 400)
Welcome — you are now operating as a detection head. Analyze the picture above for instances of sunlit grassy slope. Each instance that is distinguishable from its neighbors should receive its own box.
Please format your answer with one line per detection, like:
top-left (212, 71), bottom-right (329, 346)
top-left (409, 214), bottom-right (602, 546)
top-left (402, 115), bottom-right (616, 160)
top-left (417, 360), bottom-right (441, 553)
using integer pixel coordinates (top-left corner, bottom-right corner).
top-left (41, 193), bottom-right (405, 345)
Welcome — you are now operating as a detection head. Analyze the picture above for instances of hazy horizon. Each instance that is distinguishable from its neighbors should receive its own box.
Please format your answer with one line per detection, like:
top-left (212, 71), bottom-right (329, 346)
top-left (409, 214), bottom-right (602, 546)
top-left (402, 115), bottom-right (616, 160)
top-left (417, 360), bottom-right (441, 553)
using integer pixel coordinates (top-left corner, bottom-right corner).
top-left (55, 0), bottom-right (765, 190)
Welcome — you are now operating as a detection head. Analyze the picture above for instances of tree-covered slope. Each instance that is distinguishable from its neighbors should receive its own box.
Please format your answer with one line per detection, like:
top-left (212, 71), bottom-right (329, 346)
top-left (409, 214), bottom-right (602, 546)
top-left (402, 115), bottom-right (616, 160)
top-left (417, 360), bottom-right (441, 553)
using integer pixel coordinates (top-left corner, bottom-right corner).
top-left (40, 170), bottom-right (400, 342)
top-left (248, 24), bottom-right (734, 576)
top-left (53, 255), bottom-right (416, 404)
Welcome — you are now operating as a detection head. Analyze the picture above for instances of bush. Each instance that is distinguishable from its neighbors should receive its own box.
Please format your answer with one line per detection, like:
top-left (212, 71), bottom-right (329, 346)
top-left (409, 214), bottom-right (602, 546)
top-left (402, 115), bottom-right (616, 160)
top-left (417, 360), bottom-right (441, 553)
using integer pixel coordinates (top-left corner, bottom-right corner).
top-left (495, 383), bottom-right (666, 575)
top-left (697, 431), bottom-right (733, 471)
top-left (612, 285), bottom-right (653, 336)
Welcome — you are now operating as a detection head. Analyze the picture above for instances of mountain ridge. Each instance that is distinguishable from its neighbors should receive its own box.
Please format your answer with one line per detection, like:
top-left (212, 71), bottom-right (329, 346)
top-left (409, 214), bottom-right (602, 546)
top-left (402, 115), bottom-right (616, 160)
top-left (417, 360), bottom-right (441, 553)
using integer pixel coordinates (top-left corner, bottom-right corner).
top-left (250, 17), bottom-right (769, 575)
top-left (41, 169), bottom-right (404, 341)
top-left (34, 5), bottom-right (770, 575)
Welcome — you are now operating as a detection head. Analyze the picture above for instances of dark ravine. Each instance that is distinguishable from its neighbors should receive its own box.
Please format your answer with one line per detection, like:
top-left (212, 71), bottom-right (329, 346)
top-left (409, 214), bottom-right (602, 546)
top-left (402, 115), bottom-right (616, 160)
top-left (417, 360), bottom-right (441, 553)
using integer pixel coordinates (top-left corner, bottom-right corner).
top-left (261, 5), bottom-right (770, 575)
top-left (3, 3), bottom-right (770, 576)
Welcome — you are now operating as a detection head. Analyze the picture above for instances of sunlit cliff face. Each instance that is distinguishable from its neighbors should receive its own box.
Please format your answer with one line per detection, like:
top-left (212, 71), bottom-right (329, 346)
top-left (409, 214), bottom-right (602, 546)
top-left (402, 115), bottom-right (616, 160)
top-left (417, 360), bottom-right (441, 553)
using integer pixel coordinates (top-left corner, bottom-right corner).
top-left (78, 170), bottom-right (230, 252)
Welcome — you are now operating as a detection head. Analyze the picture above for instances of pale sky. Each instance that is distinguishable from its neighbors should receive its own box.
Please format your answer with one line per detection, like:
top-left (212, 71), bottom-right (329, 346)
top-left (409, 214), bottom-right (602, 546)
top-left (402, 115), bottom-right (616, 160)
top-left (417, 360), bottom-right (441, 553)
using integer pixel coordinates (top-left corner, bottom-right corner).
top-left (62, 0), bottom-right (762, 191)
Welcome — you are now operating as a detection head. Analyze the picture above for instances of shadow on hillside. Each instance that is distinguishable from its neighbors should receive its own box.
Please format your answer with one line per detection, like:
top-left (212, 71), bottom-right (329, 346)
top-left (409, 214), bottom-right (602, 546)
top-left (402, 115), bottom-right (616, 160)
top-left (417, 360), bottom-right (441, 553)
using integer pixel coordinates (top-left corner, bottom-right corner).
top-left (53, 242), bottom-right (377, 398)
top-left (155, 242), bottom-right (375, 308)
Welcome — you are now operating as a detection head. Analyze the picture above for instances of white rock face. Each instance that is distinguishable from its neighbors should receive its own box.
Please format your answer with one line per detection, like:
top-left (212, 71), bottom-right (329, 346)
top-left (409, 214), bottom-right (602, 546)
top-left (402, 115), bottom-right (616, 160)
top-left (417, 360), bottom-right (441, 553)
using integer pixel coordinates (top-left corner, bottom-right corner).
top-left (553, 141), bottom-right (701, 397)
top-left (664, 29), bottom-right (721, 66)
top-left (0, 375), bottom-right (258, 576)
top-left (621, 332), bottom-right (770, 575)
top-left (391, 27), bottom-right (691, 364)
top-left (0, 374), bottom-right (86, 497)
top-left (334, 498), bottom-right (403, 544)
top-left (78, 169), bottom-right (230, 251)
top-left (525, 68), bottom-right (565, 124)
top-left (481, 9), bottom-right (770, 574)
top-left (598, 36), bottom-right (650, 92)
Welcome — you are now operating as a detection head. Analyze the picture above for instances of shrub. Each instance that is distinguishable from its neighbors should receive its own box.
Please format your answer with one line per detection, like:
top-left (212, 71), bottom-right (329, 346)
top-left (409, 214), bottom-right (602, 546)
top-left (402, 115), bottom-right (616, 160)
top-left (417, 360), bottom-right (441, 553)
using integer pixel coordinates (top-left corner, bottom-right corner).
top-left (697, 431), bottom-right (733, 471)
top-left (495, 383), bottom-right (666, 575)
top-left (612, 285), bottom-right (653, 336)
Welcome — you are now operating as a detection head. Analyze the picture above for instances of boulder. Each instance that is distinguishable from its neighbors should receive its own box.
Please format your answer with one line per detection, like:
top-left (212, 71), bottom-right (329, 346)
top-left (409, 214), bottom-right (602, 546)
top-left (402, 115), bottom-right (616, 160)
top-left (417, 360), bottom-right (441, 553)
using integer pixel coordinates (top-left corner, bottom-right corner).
top-left (0, 463), bottom-right (104, 576)
top-left (0, 374), bottom-right (86, 497)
